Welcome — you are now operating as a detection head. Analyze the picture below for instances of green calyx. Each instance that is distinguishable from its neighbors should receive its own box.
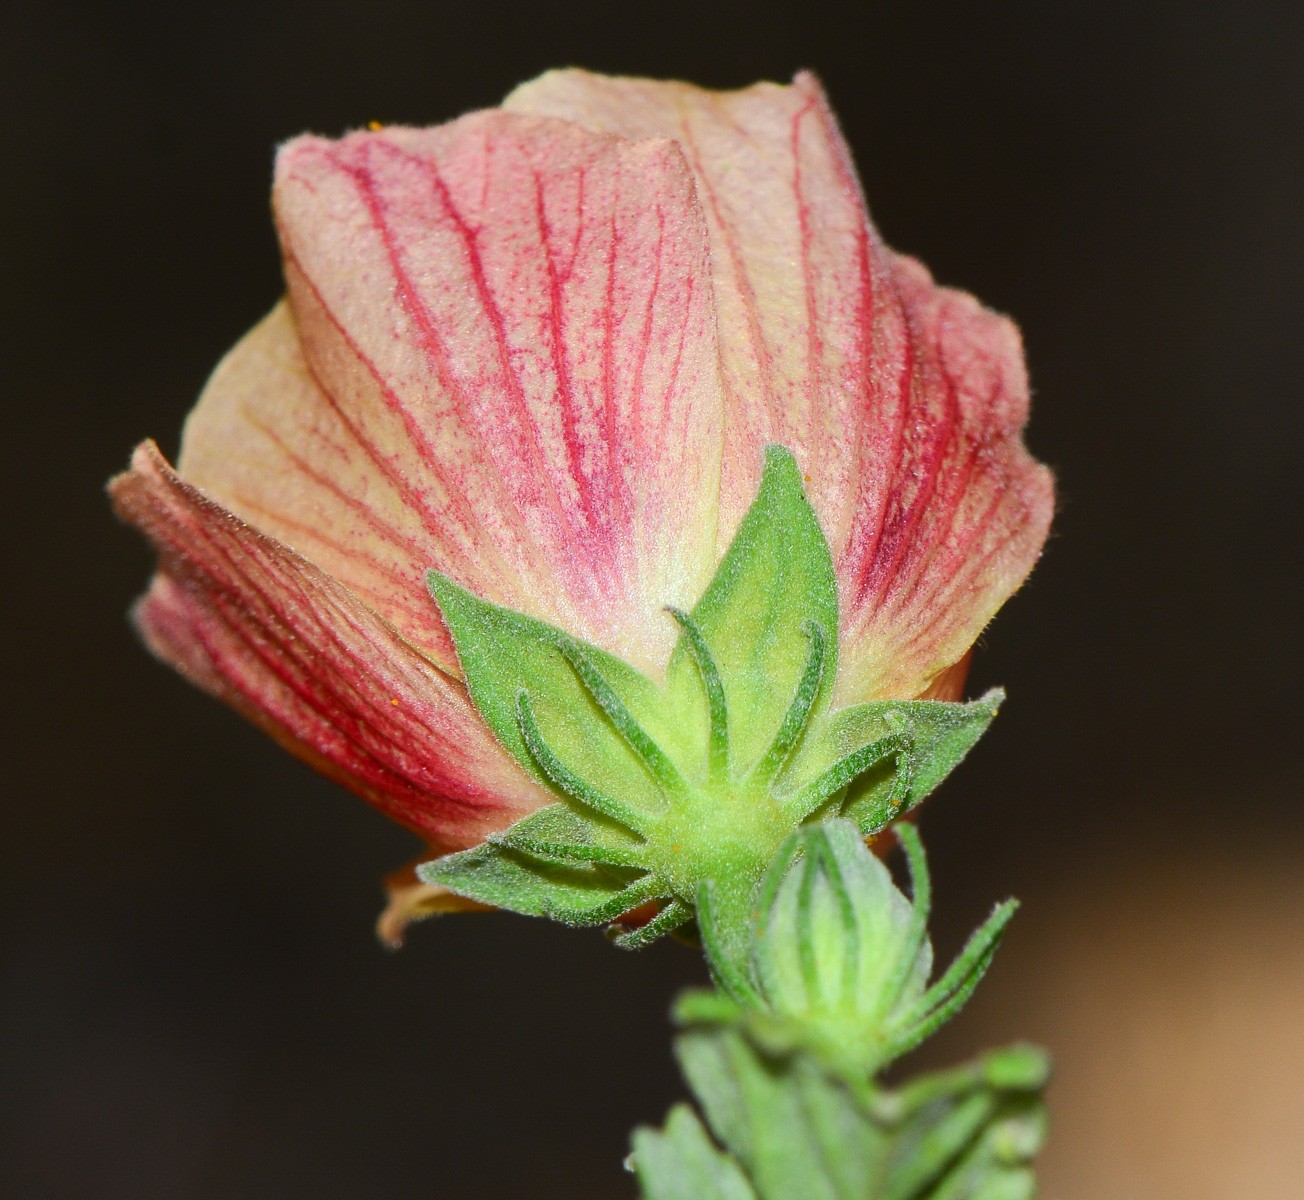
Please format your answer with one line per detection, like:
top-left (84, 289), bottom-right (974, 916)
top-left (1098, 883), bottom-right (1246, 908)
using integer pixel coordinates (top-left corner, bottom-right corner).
top-left (418, 447), bottom-right (1000, 972)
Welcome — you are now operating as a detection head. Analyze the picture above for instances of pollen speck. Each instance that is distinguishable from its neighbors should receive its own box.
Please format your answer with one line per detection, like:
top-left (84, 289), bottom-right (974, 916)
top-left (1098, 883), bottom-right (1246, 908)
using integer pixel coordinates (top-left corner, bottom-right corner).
top-left (390, 698), bottom-right (399, 705)
top-left (368, 120), bottom-right (384, 131)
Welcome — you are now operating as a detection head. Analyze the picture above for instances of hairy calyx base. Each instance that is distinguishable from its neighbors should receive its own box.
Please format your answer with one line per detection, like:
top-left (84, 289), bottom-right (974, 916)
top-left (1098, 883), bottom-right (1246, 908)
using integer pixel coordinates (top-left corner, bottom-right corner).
top-left (420, 448), bottom-right (1002, 980)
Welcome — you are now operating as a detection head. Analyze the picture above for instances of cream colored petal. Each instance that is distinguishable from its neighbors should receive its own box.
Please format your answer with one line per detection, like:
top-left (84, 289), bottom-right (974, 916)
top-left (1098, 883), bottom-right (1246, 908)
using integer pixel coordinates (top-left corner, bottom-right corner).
top-left (182, 109), bottom-right (725, 681)
top-left (507, 70), bottom-right (1053, 701)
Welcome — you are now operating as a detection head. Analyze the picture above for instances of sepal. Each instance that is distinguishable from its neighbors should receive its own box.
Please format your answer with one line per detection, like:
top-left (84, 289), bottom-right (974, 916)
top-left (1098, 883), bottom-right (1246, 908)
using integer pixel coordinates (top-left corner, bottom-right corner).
top-left (660, 444), bottom-right (839, 777)
top-left (427, 572), bottom-right (674, 821)
top-left (416, 842), bottom-right (658, 927)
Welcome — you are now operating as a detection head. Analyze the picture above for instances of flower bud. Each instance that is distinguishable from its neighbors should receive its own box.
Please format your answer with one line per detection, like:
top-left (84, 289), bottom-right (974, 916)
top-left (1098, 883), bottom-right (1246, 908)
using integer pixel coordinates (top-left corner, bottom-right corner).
top-left (750, 820), bottom-right (931, 1072)
top-left (677, 820), bottom-right (1017, 1077)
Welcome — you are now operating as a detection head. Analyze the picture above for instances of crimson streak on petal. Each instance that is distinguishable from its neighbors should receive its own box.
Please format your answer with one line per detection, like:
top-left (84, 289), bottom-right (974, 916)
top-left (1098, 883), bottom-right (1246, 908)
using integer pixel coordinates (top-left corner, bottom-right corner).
top-left (110, 441), bottom-right (551, 850)
top-left (505, 70), bottom-right (1054, 704)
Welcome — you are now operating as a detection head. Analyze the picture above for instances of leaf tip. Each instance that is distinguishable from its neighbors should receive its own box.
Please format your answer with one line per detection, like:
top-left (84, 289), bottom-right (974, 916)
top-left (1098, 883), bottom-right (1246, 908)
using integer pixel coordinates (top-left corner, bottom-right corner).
top-left (761, 442), bottom-right (804, 492)
top-left (977, 685), bottom-right (1006, 713)
top-left (424, 567), bottom-right (459, 609)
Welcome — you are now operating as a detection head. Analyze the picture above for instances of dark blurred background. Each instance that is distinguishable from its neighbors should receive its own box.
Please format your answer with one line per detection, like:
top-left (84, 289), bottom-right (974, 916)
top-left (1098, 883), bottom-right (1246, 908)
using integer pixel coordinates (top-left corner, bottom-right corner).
top-left (3, 1), bottom-right (1302, 1196)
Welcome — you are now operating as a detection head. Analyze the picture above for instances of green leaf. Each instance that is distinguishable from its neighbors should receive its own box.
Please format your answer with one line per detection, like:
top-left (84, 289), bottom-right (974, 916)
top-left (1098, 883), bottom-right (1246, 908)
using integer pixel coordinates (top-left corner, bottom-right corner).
top-left (883, 1092), bottom-right (999, 1200)
top-left (665, 1026), bottom-right (1048, 1200)
top-left (665, 445), bottom-right (839, 779)
top-left (427, 571), bottom-right (680, 820)
top-left (675, 1024), bottom-right (887, 1200)
top-left (883, 1086), bottom-right (1046, 1200)
top-left (417, 842), bottom-right (659, 927)
top-left (780, 691), bottom-right (1003, 834)
top-left (630, 1103), bottom-right (758, 1200)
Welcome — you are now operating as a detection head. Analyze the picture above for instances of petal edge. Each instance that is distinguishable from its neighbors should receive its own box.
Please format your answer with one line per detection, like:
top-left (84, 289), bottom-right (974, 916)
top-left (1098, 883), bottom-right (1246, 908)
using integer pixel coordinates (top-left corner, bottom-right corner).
top-left (111, 441), bottom-right (552, 849)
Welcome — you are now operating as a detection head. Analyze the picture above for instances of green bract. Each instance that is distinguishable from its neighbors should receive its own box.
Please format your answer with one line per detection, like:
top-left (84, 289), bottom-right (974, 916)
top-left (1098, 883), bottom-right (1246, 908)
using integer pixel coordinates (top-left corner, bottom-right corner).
top-left (419, 447), bottom-right (999, 968)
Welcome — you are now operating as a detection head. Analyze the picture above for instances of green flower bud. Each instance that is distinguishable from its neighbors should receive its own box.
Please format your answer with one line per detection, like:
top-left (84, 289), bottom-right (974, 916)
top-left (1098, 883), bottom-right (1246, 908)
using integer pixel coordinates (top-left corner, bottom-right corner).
top-left (748, 820), bottom-right (931, 1072)
top-left (677, 819), bottom-right (1018, 1079)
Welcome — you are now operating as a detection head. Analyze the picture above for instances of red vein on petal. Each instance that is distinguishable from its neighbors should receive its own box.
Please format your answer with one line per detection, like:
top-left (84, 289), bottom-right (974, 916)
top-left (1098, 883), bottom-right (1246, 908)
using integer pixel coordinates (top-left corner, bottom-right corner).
top-left (887, 488), bottom-right (1021, 667)
top-left (532, 159), bottom-right (606, 560)
top-left (305, 140), bottom-right (552, 593)
top-left (244, 412), bottom-right (433, 565)
top-left (637, 202), bottom-right (665, 485)
top-left (867, 352), bottom-right (963, 612)
top-left (280, 238), bottom-right (495, 569)
top-left (872, 287), bottom-right (1021, 621)
top-left (395, 138), bottom-right (563, 539)
top-left (226, 497), bottom-right (440, 637)
top-left (678, 112), bottom-right (775, 427)
top-left (840, 320), bottom-right (916, 612)
top-left (791, 91), bottom-right (823, 473)
top-left (129, 456), bottom-right (519, 828)
top-left (601, 197), bottom-right (624, 558)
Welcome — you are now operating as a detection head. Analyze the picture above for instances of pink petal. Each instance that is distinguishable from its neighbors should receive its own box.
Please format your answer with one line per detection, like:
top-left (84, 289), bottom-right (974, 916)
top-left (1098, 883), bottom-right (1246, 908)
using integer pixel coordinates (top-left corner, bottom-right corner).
top-left (182, 109), bottom-right (726, 682)
top-left (505, 71), bottom-right (1054, 701)
top-left (110, 441), bottom-right (552, 850)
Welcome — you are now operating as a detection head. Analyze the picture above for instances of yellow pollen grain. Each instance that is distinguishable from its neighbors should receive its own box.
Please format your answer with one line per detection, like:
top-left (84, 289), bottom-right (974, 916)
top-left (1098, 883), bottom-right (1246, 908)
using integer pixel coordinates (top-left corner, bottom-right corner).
top-left (368, 120), bottom-right (384, 131)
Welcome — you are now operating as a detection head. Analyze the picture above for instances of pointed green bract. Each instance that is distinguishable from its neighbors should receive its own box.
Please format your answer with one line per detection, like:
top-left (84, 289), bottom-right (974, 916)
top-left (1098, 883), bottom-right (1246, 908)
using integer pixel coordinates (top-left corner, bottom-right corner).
top-left (614, 899), bottom-right (694, 948)
top-left (780, 692), bottom-right (1004, 832)
top-left (417, 842), bottom-right (655, 926)
top-left (668, 607), bottom-right (731, 784)
top-left (665, 445), bottom-right (839, 777)
top-left (486, 801), bottom-right (647, 867)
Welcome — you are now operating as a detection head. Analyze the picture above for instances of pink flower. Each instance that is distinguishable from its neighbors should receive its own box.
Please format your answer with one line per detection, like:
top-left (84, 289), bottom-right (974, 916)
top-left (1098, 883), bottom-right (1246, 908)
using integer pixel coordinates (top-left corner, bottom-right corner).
top-left (110, 70), bottom-right (1052, 918)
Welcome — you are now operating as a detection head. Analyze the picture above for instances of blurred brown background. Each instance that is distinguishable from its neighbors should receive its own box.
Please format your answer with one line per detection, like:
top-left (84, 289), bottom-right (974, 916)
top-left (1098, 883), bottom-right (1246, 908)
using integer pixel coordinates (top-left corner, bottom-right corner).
top-left (3, 1), bottom-right (1302, 1197)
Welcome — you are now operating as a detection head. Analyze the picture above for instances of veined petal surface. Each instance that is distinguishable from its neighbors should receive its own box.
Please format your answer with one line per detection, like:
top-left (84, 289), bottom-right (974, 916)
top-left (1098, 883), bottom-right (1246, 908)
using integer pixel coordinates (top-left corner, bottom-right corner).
top-left (181, 110), bottom-right (725, 680)
top-left (110, 442), bottom-right (551, 849)
top-left (505, 71), bottom-right (1053, 702)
